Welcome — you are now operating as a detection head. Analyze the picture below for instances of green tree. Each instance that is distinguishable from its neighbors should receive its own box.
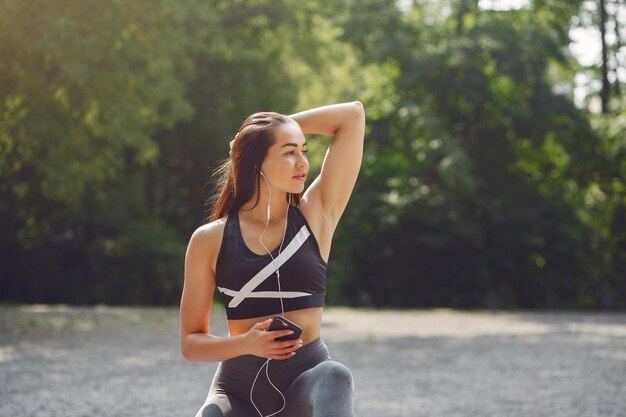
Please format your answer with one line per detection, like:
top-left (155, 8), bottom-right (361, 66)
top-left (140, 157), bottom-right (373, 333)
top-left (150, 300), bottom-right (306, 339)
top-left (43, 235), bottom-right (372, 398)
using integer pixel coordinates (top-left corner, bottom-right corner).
top-left (330, 0), bottom-right (624, 308)
top-left (0, 0), bottom-right (352, 305)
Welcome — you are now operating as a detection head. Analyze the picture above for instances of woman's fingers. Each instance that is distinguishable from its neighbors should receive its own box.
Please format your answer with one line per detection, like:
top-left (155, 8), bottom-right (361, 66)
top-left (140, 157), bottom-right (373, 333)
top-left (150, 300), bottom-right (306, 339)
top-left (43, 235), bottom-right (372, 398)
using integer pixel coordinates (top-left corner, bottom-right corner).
top-left (265, 329), bottom-right (296, 340)
top-left (269, 349), bottom-right (297, 360)
top-left (271, 352), bottom-right (297, 360)
top-left (267, 339), bottom-right (303, 360)
top-left (247, 318), bottom-right (304, 359)
top-left (252, 318), bottom-right (273, 331)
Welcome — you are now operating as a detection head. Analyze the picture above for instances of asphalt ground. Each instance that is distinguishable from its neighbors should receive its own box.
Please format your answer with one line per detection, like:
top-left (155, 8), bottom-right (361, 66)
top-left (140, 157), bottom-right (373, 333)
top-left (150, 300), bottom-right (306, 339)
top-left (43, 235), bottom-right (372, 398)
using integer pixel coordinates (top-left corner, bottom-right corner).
top-left (1, 305), bottom-right (625, 417)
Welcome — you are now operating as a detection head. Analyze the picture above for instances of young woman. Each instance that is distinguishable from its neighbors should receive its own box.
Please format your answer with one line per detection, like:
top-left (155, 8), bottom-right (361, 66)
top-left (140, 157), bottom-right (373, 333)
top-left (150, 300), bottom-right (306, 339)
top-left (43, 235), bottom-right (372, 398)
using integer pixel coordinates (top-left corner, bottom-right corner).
top-left (180, 101), bottom-right (365, 417)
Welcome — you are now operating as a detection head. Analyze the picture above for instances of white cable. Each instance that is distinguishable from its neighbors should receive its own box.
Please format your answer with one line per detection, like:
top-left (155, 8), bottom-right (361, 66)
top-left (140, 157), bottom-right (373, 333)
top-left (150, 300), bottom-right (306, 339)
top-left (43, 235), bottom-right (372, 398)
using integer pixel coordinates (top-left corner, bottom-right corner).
top-left (258, 172), bottom-right (289, 317)
top-left (250, 359), bottom-right (287, 417)
top-left (250, 172), bottom-right (290, 417)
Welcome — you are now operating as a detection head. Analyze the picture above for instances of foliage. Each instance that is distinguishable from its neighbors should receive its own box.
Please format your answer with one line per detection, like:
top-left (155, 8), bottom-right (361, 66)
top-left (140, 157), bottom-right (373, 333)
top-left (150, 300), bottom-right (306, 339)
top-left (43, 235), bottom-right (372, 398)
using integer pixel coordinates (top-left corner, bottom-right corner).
top-left (0, 0), bottom-right (313, 304)
top-left (330, 0), bottom-right (625, 308)
top-left (1, 0), bottom-right (623, 309)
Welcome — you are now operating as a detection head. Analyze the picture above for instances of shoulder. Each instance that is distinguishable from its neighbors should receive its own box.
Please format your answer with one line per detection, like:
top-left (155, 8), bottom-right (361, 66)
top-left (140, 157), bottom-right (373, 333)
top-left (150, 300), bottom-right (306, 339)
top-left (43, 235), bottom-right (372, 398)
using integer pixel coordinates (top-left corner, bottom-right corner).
top-left (187, 217), bottom-right (228, 270)
top-left (190, 217), bottom-right (227, 244)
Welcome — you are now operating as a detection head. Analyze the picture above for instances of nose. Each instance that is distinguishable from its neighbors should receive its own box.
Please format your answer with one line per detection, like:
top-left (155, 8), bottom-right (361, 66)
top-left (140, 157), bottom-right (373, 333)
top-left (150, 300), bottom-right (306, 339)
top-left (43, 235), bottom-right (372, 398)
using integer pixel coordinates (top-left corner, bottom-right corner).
top-left (297, 154), bottom-right (308, 167)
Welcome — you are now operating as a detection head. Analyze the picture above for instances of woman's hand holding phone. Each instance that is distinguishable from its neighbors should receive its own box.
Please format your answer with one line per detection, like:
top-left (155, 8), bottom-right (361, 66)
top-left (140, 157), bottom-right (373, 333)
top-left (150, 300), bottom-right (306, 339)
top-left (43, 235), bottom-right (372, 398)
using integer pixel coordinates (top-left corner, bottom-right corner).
top-left (243, 318), bottom-right (303, 360)
top-left (267, 316), bottom-right (303, 341)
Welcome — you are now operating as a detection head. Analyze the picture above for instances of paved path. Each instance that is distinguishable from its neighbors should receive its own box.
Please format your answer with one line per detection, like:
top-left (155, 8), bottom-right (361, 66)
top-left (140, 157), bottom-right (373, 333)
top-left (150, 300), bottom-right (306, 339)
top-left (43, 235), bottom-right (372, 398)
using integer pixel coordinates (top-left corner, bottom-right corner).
top-left (1, 305), bottom-right (625, 417)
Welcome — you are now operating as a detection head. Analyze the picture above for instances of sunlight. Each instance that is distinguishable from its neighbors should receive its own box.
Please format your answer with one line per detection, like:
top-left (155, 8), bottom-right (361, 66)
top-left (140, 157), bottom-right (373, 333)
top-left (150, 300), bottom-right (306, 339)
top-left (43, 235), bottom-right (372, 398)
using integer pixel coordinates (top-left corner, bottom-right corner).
top-left (478, 0), bottom-right (530, 11)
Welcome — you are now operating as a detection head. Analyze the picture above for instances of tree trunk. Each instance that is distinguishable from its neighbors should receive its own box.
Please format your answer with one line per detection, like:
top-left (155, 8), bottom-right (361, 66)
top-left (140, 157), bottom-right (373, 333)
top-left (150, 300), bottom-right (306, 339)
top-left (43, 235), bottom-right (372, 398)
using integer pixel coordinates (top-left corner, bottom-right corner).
top-left (600, 0), bottom-right (610, 113)
top-left (612, 0), bottom-right (622, 97)
top-left (457, 0), bottom-right (469, 35)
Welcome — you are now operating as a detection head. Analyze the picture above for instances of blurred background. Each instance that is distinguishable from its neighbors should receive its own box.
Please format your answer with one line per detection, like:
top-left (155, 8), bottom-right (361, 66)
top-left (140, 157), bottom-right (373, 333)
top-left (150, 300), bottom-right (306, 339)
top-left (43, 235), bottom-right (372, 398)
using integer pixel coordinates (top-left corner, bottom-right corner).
top-left (1, 0), bottom-right (624, 310)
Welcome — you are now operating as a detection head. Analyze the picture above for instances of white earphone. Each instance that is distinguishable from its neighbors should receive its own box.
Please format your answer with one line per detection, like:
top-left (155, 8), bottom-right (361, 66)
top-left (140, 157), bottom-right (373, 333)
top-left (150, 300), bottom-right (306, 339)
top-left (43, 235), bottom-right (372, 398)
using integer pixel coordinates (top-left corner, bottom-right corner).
top-left (260, 171), bottom-right (271, 220)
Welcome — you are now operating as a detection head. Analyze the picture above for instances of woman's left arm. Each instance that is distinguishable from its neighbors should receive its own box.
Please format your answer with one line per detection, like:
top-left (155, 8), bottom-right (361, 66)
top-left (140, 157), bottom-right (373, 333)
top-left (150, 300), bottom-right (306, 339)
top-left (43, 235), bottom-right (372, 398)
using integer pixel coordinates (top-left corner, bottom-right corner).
top-left (289, 101), bottom-right (365, 226)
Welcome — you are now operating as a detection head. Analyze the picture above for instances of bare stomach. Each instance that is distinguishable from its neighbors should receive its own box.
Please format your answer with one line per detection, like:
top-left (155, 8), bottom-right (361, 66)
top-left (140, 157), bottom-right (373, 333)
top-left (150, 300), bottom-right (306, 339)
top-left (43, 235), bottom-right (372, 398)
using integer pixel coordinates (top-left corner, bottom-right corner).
top-left (227, 307), bottom-right (323, 345)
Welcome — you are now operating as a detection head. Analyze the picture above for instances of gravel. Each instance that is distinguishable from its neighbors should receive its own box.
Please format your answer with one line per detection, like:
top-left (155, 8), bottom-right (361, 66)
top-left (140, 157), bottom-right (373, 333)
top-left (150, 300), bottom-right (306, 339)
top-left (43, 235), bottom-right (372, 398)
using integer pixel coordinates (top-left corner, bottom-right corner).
top-left (1, 305), bottom-right (625, 417)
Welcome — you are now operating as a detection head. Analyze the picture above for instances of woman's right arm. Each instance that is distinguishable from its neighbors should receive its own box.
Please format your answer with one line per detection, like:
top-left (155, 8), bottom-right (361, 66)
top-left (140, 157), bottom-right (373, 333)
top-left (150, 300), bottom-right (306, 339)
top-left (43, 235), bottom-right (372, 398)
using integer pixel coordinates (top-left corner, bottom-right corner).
top-left (179, 222), bottom-right (299, 362)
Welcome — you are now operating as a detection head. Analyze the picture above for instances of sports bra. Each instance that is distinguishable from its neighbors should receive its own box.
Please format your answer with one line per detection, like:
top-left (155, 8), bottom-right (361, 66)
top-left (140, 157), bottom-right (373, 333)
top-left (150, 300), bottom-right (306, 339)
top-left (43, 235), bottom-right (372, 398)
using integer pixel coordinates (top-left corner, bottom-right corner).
top-left (215, 204), bottom-right (327, 320)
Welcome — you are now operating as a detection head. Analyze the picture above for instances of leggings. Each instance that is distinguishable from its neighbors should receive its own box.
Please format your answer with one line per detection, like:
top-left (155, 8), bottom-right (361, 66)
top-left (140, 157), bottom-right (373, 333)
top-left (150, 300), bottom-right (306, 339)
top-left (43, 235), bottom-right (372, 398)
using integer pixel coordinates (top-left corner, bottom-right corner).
top-left (195, 337), bottom-right (354, 417)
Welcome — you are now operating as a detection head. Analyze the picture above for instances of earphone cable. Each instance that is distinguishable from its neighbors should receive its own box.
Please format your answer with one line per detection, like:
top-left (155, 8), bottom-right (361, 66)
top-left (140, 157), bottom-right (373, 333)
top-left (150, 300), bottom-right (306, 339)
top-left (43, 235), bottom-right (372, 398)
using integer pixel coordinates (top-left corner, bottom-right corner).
top-left (250, 172), bottom-right (290, 417)
top-left (257, 174), bottom-right (289, 317)
top-left (250, 359), bottom-right (286, 417)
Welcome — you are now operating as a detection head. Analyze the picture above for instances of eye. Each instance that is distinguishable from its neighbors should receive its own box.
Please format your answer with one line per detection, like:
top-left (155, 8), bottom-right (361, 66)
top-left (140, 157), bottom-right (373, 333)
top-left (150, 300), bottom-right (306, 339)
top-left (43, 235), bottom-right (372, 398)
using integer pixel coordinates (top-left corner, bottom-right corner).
top-left (286, 149), bottom-right (308, 156)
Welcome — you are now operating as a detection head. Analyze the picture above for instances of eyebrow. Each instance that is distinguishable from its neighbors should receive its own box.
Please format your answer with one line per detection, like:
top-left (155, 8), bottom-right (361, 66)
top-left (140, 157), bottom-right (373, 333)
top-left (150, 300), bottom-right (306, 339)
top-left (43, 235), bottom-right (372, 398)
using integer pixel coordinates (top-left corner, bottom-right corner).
top-left (280, 142), bottom-right (307, 148)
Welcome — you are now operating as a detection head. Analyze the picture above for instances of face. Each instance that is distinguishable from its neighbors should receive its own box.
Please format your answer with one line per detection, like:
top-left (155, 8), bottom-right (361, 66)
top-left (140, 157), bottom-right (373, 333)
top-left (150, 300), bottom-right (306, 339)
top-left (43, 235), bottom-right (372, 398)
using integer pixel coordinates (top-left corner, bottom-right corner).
top-left (260, 121), bottom-right (309, 194)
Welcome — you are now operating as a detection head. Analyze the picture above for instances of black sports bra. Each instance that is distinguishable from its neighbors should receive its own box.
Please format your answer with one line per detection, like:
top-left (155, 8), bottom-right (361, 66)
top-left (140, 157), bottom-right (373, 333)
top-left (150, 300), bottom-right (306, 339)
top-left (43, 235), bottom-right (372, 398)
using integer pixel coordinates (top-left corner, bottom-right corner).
top-left (215, 204), bottom-right (327, 320)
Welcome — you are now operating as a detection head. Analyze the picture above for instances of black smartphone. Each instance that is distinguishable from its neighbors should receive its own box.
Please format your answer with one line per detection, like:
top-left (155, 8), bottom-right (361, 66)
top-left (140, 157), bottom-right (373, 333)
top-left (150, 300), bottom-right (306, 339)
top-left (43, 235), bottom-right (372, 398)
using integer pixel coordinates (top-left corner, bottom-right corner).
top-left (268, 316), bottom-right (302, 341)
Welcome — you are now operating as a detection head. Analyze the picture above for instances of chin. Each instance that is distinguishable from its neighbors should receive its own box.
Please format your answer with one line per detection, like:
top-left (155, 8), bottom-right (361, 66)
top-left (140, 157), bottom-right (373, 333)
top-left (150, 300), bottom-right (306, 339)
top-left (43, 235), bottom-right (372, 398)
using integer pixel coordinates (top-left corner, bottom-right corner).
top-left (287, 185), bottom-right (305, 194)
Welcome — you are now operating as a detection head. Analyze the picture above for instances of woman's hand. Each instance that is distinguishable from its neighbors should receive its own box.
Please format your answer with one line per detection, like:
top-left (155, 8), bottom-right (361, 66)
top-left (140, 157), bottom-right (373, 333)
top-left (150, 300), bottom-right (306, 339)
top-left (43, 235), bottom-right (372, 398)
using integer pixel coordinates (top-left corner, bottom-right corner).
top-left (243, 318), bottom-right (303, 360)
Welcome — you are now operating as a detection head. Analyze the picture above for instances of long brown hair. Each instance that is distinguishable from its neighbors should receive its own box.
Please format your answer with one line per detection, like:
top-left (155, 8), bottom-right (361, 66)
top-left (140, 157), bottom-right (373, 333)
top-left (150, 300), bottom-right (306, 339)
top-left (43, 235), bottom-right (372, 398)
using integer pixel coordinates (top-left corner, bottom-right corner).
top-left (206, 112), bottom-right (301, 223)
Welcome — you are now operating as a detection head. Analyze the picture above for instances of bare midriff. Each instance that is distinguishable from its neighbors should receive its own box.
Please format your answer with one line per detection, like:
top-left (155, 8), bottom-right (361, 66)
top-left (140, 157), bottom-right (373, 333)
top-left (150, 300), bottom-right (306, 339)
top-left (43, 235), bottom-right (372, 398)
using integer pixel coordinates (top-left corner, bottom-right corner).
top-left (227, 307), bottom-right (323, 346)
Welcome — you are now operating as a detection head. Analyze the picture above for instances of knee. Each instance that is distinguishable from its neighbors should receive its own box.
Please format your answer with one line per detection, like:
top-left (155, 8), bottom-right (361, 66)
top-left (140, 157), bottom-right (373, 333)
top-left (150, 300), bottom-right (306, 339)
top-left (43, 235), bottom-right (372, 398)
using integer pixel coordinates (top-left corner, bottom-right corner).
top-left (199, 403), bottom-right (227, 417)
top-left (314, 360), bottom-right (354, 392)
top-left (198, 403), bottom-right (222, 417)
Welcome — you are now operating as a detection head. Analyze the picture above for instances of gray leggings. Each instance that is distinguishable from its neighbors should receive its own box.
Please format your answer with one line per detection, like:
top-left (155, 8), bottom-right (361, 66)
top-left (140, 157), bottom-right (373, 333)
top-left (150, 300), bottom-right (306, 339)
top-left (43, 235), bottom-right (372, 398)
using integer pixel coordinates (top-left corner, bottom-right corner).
top-left (195, 337), bottom-right (354, 417)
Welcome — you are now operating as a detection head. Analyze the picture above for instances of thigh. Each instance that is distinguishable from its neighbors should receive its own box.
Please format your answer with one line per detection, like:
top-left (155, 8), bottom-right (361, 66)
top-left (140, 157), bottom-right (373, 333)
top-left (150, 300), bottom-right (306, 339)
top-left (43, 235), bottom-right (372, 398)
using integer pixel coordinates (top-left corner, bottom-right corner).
top-left (195, 393), bottom-right (258, 417)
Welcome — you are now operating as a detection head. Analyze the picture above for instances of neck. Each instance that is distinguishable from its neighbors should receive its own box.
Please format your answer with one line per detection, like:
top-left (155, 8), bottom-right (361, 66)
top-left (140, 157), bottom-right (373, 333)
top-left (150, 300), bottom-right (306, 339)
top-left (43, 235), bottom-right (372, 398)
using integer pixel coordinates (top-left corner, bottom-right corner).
top-left (240, 190), bottom-right (290, 225)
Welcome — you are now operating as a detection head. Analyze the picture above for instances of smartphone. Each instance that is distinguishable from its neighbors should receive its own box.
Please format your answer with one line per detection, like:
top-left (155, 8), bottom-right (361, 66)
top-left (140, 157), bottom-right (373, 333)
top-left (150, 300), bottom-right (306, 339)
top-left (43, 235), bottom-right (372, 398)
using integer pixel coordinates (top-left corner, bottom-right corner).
top-left (268, 316), bottom-right (302, 341)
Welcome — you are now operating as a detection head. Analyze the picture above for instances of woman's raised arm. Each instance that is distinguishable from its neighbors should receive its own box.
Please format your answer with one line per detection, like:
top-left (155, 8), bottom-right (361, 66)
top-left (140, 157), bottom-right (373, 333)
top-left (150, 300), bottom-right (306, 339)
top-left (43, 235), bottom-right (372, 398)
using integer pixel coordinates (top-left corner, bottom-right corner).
top-left (290, 101), bottom-right (365, 226)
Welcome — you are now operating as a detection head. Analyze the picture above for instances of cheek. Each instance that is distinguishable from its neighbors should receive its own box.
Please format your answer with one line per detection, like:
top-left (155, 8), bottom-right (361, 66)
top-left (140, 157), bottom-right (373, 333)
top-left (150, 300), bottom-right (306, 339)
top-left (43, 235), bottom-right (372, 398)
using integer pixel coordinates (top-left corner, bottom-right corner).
top-left (266, 159), bottom-right (291, 175)
top-left (284, 156), bottom-right (299, 167)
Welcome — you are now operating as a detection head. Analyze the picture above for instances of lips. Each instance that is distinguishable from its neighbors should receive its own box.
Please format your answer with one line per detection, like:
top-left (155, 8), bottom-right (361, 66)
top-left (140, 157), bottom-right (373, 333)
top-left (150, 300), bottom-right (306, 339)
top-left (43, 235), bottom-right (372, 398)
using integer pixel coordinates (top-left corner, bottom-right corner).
top-left (293, 173), bottom-right (307, 180)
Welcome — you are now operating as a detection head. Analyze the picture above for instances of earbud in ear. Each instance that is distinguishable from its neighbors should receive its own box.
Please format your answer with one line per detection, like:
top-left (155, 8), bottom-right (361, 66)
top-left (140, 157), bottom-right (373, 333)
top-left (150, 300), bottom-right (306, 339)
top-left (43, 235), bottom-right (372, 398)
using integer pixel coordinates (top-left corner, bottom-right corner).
top-left (259, 171), bottom-right (271, 220)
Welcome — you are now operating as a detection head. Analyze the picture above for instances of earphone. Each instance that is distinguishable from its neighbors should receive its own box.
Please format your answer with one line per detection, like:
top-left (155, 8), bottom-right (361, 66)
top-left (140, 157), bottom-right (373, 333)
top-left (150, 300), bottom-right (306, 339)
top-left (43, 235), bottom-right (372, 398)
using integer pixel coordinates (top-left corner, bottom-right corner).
top-left (260, 172), bottom-right (272, 226)
top-left (258, 171), bottom-right (287, 316)
top-left (250, 170), bottom-right (290, 417)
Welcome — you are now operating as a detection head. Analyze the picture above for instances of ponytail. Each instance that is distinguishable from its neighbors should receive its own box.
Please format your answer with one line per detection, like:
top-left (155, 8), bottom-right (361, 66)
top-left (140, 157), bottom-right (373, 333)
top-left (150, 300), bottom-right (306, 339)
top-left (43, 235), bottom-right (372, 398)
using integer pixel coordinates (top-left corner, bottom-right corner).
top-left (207, 159), bottom-right (234, 222)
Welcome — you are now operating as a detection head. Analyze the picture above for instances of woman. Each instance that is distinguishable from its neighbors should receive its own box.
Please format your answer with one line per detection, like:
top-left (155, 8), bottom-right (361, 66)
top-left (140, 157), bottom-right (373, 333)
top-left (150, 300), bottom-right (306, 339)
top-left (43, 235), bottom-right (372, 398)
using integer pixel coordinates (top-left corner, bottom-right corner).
top-left (180, 101), bottom-right (365, 417)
